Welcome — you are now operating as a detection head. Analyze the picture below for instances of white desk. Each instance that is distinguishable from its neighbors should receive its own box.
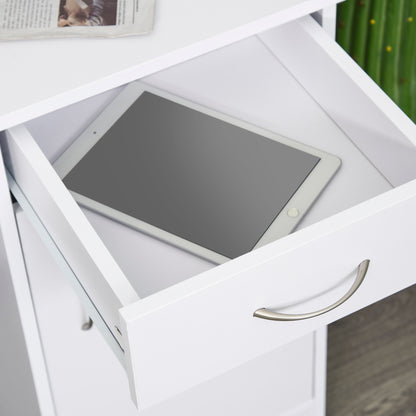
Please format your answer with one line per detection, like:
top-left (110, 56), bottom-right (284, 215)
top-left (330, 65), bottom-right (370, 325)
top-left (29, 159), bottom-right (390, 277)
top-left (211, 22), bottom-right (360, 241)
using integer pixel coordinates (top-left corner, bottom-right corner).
top-left (1, 1), bottom-right (416, 415)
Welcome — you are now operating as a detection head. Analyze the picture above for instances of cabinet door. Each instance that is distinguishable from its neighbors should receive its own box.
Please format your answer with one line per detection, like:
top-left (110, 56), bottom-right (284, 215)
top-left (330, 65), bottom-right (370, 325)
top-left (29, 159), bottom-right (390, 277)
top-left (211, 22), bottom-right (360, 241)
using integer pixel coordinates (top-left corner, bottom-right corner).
top-left (0, 149), bottom-right (54, 416)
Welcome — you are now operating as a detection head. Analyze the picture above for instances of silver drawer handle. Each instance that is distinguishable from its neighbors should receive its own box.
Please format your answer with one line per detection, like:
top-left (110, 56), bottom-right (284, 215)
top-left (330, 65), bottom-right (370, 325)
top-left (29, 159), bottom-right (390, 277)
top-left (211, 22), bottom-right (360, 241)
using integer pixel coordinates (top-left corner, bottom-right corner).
top-left (253, 259), bottom-right (370, 321)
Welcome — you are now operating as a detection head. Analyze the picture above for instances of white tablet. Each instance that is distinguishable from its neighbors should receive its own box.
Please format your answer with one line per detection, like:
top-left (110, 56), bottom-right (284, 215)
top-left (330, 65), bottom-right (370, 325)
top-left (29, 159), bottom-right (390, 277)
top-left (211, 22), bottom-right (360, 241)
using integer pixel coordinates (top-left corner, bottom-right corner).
top-left (54, 82), bottom-right (341, 264)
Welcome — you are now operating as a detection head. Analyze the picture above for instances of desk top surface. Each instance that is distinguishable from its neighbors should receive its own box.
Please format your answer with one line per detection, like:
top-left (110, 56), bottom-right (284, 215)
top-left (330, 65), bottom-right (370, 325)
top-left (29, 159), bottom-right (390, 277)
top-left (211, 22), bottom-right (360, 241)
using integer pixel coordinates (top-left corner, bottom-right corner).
top-left (0, 0), bottom-right (338, 131)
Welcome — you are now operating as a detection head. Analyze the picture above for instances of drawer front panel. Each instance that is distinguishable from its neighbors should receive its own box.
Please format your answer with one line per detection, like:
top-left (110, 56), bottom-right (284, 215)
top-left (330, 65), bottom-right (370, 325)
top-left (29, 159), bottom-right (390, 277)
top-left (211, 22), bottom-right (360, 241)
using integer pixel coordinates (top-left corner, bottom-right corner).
top-left (16, 208), bottom-right (320, 416)
top-left (120, 180), bottom-right (416, 409)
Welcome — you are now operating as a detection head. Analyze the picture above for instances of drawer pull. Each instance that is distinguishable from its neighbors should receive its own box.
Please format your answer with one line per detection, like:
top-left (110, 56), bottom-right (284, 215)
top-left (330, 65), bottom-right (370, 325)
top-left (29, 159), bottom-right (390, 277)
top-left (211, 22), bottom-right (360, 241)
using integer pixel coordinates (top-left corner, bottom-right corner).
top-left (253, 259), bottom-right (370, 321)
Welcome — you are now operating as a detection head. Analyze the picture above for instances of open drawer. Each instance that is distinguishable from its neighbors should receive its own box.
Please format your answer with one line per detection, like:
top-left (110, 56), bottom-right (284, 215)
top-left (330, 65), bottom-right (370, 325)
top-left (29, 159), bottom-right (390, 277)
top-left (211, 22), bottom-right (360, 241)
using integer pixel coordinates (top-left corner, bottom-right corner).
top-left (2, 15), bottom-right (416, 411)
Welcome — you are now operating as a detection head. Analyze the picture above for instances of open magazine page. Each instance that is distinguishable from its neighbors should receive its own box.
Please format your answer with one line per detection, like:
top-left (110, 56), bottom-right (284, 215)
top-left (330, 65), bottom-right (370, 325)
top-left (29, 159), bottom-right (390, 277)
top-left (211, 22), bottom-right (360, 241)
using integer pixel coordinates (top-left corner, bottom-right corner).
top-left (0, 0), bottom-right (155, 40)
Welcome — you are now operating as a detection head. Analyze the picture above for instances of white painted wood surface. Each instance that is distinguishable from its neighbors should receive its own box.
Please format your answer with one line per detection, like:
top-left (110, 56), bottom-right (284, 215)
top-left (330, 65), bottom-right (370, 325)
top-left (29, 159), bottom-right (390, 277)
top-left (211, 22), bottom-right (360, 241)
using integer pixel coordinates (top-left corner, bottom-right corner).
top-left (0, 0), bottom-right (342, 132)
top-left (3, 10), bottom-right (416, 414)
top-left (16, 206), bottom-right (324, 415)
top-left (0, 150), bottom-right (55, 416)
top-left (259, 17), bottom-right (416, 187)
top-left (121, 178), bottom-right (416, 409)
top-left (4, 1), bottom-right (415, 416)
top-left (1, 126), bottom-right (139, 349)
top-left (312, 5), bottom-right (337, 38)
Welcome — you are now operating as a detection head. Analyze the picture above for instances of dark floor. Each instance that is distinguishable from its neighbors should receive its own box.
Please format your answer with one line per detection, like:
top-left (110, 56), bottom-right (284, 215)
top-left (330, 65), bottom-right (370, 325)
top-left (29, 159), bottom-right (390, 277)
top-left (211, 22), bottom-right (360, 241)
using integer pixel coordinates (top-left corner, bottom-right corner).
top-left (326, 284), bottom-right (416, 416)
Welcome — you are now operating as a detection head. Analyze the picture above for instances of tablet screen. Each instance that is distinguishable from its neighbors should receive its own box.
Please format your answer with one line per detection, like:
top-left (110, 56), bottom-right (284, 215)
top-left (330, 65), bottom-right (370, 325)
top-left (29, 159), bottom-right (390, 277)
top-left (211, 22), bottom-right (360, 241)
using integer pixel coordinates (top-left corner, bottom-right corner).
top-left (63, 91), bottom-right (320, 259)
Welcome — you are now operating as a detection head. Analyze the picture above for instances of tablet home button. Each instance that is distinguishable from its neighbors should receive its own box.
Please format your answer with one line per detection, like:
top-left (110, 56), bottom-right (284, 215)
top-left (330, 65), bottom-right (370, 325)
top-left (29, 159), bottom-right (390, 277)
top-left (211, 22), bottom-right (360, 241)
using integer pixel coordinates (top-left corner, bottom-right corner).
top-left (287, 208), bottom-right (300, 218)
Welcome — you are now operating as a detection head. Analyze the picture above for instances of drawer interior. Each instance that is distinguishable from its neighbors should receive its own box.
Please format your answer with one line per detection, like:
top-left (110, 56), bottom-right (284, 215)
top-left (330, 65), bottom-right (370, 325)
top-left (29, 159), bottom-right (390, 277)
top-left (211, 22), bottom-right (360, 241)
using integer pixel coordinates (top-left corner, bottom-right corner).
top-left (19, 17), bottom-right (416, 301)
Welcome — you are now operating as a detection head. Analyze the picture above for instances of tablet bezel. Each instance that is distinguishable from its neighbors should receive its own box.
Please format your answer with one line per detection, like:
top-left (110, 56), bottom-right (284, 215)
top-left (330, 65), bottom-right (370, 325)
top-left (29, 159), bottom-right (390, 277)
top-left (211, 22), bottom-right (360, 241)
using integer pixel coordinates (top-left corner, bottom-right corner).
top-left (54, 81), bottom-right (341, 264)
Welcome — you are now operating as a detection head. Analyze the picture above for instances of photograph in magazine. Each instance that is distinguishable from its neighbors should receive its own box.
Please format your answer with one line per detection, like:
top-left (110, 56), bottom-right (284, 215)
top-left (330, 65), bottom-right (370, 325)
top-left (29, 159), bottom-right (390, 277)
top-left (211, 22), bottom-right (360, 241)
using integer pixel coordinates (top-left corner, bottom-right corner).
top-left (58, 0), bottom-right (117, 27)
top-left (0, 0), bottom-right (155, 40)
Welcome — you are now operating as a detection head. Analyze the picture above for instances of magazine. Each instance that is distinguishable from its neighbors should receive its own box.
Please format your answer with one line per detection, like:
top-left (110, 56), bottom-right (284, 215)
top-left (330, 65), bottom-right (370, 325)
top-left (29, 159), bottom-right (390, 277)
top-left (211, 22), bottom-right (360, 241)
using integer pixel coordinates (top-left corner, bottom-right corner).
top-left (0, 0), bottom-right (155, 40)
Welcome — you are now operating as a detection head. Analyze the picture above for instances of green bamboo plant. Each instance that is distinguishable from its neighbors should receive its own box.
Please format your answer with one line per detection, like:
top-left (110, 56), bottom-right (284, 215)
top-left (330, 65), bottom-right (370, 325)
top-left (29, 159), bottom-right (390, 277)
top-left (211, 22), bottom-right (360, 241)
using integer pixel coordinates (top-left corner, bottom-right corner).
top-left (337, 0), bottom-right (416, 122)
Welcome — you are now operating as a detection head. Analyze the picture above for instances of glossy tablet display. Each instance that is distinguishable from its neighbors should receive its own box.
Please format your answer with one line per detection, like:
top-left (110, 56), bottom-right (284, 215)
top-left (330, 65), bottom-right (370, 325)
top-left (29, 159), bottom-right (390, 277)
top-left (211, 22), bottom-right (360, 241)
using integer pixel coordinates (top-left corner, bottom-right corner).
top-left (54, 82), bottom-right (341, 263)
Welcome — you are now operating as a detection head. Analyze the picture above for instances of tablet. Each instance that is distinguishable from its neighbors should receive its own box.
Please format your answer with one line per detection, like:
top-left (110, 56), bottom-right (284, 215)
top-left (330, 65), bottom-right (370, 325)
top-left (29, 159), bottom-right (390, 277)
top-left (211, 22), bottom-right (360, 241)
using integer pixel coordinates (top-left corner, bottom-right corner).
top-left (54, 82), bottom-right (341, 264)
